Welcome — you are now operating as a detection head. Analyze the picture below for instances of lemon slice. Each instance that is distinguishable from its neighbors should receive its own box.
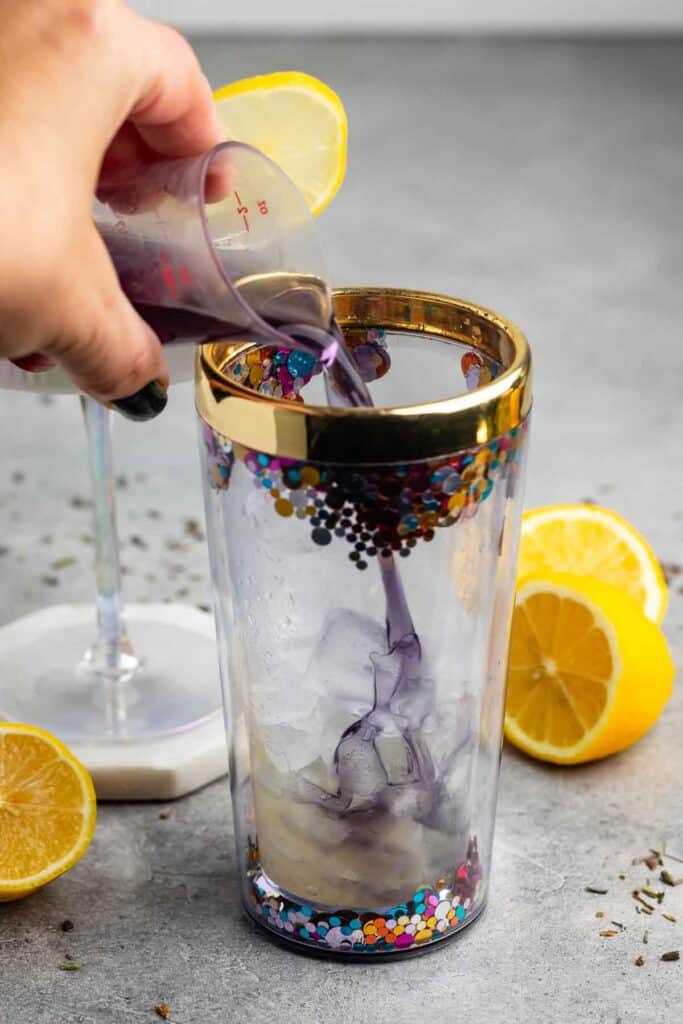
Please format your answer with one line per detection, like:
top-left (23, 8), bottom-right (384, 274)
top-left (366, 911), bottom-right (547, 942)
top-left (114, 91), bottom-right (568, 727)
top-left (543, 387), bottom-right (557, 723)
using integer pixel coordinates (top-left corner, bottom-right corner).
top-left (0, 723), bottom-right (96, 901)
top-left (518, 504), bottom-right (668, 623)
top-left (504, 573), bottom-right (674, 764)
top-left (213, 71), bottom-right (347, 216)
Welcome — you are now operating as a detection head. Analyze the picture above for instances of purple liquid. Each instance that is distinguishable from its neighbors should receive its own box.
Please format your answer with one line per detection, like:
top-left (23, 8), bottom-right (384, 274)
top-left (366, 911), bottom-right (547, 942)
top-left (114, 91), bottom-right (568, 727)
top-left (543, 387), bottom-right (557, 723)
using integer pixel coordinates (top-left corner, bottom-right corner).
top-left (134, 299), bottom-right (373, 410)
top-left (134, 302), bottom-right (240, 347)
top-left (143, 301), bottom-right (432, 818)
top-left (293, 323), bottom-right (436, 818)
top-left (110, 240), bottom-right (433, 816)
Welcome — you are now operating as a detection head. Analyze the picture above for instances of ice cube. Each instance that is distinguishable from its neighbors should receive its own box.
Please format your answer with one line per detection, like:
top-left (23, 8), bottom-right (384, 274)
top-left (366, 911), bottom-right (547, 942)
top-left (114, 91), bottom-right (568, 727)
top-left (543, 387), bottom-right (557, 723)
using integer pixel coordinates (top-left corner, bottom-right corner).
top-left (245, 607), bottom-right (386, 773)
top-left (306, 607), bottom-right (385, 705)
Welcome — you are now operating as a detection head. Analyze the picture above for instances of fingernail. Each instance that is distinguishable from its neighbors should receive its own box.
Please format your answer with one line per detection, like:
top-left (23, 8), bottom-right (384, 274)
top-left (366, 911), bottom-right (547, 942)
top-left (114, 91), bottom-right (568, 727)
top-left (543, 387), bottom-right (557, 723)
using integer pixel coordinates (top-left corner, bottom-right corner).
top-left (111, 380), bottom-right (167, 421)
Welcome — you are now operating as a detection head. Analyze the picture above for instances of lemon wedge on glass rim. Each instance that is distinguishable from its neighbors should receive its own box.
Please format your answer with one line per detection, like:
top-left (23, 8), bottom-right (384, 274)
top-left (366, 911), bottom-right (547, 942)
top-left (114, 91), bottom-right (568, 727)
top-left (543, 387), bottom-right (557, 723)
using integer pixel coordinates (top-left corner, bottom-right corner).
top-left (213, 71), bottom-right (347, 217)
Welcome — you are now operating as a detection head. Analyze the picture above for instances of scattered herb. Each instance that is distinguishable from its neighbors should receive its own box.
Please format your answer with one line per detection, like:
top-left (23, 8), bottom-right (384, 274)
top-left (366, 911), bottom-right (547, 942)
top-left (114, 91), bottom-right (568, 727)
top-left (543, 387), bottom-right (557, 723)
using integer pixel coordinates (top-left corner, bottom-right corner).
top-left (60, 920), bottom-right (74, 932)
top-left (175, 587), bottom-right (190, 599)
top-left (155, 1004), bottom-right (171, 1020)
top-left (596, 911), bottom-right (604, 918)
top-left (70, 496), bottom-right (91, 509)
top-left (129, 535), bottom-right (148, 550)
top-left (115, 475), bottom-right (128, 490)
top-left (51, 556), bottom-right (77, 571)
top-left (80, 533), bottom-right (93, 545)
top-left (633, 891), bottom-right (656, 911)
top-left (661, 951), bottom-right (680, 962)
top-left (158, 809), bottom-right (172, 820)
top-left (58, 962), bottom-right (80, 972)
top-left (585, 886), bottom-right (609, 895)
top-left (634, 955), bottom-right (645, 967)
top-left (618, 873), bottom-right (626, 880)
top-left (642, 886), bottom-right (664, 902)
top-left (197, 604), bottom-right (210, 614)
top-left (663, 913), bottom-right (677, 924)
top-left (184, 518), bottom-right (205, 541)
top-left (632, 851), bottom-right (662, 869)
top-left (147, 508), bottom-right (161, 520)
top-left (643, 930), bottom-right (649, 944)
top-left (41, 575), bottom-right (59, 587)
top-left (661, 870), bottom-right (678, 887)
top-left (599, 929), bottom-right (619, 937)
top-left (581, 497), bottom-right (597, 505)
top-left (11, 471), bottom-right (25, 484)
top-left (610, 921), bottom-right (625, 931)
top-left (660, 562), bottom-right (682, 585)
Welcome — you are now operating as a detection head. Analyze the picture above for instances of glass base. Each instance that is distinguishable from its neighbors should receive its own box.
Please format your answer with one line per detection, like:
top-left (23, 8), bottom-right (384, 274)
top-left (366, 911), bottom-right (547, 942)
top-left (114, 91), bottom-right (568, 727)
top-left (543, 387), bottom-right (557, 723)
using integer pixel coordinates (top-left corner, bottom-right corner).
top-left (243, 898), bottom-right (487, 961)
top-left (242, 837), bottom-right (483, 958)
top-left (0, 602), bottom-right (221, 743)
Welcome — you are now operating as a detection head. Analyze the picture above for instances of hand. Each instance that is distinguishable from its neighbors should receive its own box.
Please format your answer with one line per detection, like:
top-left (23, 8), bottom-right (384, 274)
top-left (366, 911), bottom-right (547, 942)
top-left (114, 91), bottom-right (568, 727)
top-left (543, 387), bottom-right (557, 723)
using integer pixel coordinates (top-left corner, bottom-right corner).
top-left (0, 0), bottom-right (222, 419)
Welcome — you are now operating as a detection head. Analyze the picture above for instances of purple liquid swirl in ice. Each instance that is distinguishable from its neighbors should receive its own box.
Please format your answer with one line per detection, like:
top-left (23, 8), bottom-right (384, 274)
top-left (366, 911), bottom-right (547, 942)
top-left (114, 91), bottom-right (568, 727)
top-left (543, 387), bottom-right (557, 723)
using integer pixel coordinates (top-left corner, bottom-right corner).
top-left (285, 328), bottom-right (437, 818)
top-left (108, 233), bottom-right (434, 819)
top-left (145, 305), bottom-right (432, 818)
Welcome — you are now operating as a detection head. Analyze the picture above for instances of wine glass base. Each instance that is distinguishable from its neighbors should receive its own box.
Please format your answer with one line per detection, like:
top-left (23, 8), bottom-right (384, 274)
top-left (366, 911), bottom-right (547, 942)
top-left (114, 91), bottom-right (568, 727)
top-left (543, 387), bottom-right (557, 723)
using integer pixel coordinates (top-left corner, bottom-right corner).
top-left (76, 713), bottom-right (228, 801)
top-left (0, 602), bottom-right (223, 744)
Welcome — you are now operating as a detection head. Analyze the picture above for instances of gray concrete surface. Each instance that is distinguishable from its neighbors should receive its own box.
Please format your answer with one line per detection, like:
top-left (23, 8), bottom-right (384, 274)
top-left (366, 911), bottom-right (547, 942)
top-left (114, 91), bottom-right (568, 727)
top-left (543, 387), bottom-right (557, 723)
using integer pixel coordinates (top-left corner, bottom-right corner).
top-left (1, 37), bottom-right (682, 1024)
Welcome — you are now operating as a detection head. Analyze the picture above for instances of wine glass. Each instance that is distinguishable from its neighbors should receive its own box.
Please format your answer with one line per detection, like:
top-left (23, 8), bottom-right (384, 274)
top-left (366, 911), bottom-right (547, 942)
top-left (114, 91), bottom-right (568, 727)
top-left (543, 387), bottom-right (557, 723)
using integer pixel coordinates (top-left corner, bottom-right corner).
top-left (0, 355), bottom-right (222, 746)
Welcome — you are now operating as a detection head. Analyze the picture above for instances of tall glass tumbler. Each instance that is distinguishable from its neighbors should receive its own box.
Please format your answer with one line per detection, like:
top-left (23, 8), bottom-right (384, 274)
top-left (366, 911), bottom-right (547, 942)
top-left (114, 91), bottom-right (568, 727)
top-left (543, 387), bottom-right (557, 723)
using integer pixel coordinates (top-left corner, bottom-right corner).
top-left (196, 288), bottom-right (532, 958)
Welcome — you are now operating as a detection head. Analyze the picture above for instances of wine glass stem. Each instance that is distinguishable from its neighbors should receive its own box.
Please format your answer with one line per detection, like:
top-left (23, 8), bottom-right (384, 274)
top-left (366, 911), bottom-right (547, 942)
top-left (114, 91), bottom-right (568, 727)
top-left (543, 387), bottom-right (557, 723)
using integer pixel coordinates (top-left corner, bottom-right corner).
top-left (81, 396), bottom-right (137, 678)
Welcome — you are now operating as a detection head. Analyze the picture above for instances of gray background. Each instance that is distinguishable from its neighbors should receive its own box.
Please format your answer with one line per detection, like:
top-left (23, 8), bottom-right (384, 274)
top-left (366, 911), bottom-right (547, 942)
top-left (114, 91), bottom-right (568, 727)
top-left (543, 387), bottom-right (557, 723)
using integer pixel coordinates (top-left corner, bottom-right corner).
top-left (132, 0), bottom-right (683, 33)
top-left (0, 36), bottom-right (681, 1024)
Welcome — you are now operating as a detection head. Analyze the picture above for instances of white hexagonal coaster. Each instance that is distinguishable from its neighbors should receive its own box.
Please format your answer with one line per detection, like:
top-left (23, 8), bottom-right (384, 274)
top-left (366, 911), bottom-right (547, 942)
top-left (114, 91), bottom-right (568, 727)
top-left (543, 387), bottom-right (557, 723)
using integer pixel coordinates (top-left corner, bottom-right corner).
top-left (76, 714), bottom-right (228, 800)
top-left (0, 602), bottom-right (228, 800)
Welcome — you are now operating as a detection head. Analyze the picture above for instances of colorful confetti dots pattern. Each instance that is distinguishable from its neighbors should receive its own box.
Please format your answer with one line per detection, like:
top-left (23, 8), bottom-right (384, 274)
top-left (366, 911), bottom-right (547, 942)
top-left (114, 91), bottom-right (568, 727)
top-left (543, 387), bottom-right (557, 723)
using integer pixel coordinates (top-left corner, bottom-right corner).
top-left (229, 345), bottom-right (318, 402)
top-left (224, 330), bottom-right (390, 404)
top-left (203, 423), bottom-right (234, 491)
top-left (205, 421), bottom-right (527, 567)
top-left (247, 838), bottom-right (482, 955)
top-left (204, 332), bottom-right (526, 565)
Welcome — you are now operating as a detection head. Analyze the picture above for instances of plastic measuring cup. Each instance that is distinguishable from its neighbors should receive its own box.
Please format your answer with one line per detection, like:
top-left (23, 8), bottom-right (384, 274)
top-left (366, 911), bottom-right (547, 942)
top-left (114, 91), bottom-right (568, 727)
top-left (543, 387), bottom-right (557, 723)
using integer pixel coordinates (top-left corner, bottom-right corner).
top-left (93, 141), bottom-right (333, 349)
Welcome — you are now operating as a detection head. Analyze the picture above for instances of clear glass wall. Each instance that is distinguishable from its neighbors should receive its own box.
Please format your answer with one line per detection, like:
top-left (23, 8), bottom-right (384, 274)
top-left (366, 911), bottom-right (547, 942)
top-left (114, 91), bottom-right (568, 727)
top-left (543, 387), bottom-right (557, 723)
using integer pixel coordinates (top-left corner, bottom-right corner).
top-left (198, 294), bottom-right (530, 957)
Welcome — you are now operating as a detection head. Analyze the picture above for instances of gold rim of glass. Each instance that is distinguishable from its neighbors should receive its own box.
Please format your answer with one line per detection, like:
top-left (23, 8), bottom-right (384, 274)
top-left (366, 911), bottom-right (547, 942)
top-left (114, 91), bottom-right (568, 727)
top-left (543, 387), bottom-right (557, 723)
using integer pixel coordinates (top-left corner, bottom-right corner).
top-left (195, 287), bottom-right (532, 464)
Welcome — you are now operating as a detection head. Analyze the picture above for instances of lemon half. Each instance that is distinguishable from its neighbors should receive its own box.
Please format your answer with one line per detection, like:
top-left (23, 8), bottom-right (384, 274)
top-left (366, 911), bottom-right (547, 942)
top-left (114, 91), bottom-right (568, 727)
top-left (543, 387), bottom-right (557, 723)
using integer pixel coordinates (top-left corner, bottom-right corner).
top-left (505, 573), bottom-right (674, 765)
top-left (518, 504), bottom-right (668, 623)
top-left (0, 723), bottom-right (96, 901)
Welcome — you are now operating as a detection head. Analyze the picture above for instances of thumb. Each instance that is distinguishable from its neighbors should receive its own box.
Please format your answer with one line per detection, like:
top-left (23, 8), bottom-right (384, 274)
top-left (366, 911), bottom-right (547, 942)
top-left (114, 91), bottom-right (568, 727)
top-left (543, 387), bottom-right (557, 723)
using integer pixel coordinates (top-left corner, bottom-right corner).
top-left (45, 224), bottom-right (169, 421)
